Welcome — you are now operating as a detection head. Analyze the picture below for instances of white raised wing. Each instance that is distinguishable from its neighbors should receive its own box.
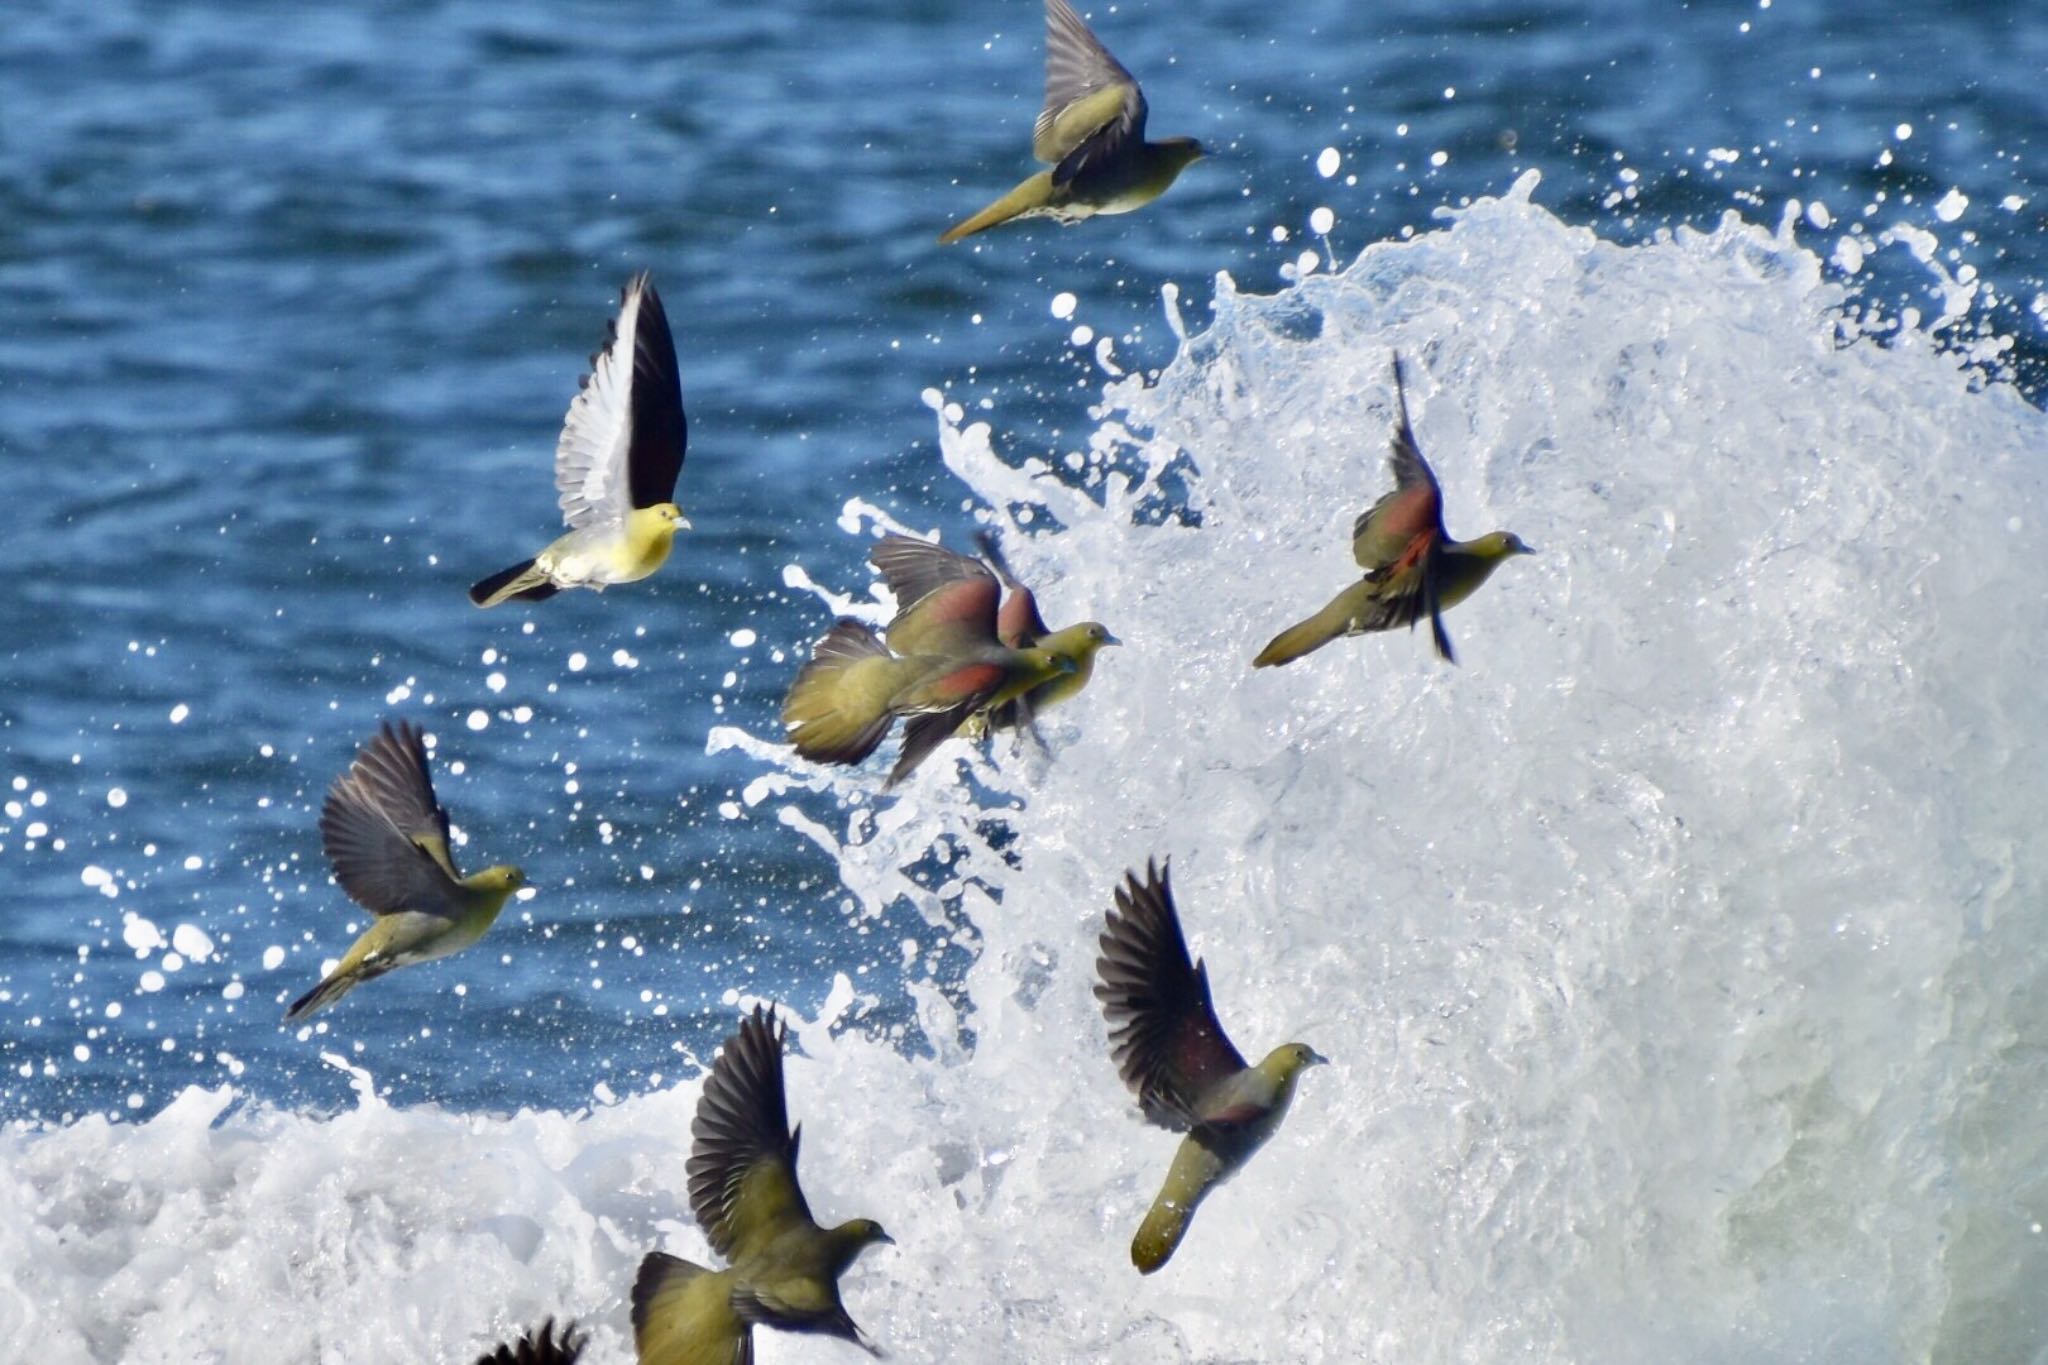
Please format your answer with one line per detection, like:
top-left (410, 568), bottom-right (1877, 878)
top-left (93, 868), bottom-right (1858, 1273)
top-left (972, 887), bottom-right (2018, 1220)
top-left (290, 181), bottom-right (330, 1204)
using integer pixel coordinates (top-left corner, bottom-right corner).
top-left (553, 274), bottom-right (654, 530)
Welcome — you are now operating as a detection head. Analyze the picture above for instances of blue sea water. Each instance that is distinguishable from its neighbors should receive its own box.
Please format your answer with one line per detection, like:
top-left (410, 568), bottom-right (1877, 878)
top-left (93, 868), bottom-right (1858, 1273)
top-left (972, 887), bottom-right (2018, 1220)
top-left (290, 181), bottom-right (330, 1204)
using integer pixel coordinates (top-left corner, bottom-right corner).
top-left (3, 1), bottom-right (2046, 1360)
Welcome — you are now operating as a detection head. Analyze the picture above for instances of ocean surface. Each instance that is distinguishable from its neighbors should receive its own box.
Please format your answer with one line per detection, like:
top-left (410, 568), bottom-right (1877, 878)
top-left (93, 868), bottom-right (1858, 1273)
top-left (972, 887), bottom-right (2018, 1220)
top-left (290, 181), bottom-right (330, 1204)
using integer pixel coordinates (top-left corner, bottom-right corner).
top-left (3, 1), bottom-right (2046, 1360)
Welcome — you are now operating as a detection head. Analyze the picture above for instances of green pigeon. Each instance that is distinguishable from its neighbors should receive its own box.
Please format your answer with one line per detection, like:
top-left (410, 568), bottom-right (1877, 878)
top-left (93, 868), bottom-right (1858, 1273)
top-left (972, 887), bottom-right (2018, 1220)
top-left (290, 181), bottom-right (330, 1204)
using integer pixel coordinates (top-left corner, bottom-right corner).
top-left (1096, 860), bottom-right (1326, 1273)
top-left (967, 528), bottom-right (1118, 736)
top-left (873, 532), bottom-right (1117, 754)
top-left (940, 0), bottom-right (1205, 244)
top-left (780, 534), bottom-right (1084, 788)
top-left (1254, 353), bottom-right (1532, 667)
top-left (470, 273), bottom-right (691, 606)
top-left (286, 721), bottom-right (524, 1022)
top-left (632, 1006), bottom-right (893, 1365)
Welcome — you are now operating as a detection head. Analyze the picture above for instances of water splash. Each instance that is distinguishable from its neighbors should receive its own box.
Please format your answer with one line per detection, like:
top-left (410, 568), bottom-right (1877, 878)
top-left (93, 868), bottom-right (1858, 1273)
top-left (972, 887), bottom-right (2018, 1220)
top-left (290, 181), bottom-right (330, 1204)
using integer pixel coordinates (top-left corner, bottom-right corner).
top-left (8, 174), bottom-right (2047, 1362)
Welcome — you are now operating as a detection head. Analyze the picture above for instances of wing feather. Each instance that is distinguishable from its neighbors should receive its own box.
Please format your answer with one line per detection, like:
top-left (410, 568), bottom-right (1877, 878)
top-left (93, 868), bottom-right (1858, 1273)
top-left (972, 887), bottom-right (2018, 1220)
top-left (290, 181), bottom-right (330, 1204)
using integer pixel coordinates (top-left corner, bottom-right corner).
top-left (687, 1006), bottom-right (817, 1262)
top-left (869, 535), bottom-right (1002, 657)
top-left (554, 274), bottom-right (687, 530)
top-left (624, 275), bottom-right (687, 510)
top-left (1352, 352), bottom-right (1447, 570)
top-left (318, 721), bottom-right (463, 918)
top-left (1094, 860), bottom-right (1249, 1131)
top-left (472, 1318), bottom-right (587, 1365)
top-left (975, 529), bottom-right (1051, 647)
top-left (1034, 0), bottom-right (1146, 183)
top-left (886, 701), bottom-right (981, 789)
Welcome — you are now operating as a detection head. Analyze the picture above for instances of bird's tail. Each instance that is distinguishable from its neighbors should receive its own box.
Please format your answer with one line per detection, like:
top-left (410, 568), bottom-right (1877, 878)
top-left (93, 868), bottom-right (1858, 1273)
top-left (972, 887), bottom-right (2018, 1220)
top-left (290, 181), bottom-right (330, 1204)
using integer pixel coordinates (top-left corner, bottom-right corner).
top-left (633, 1253), bottom-right (746, 1365)
top-left (783, 619), bottom-right (904, 765)
top-left (469, 558), bottom-right (561, 608)
top-left (284, 969), bottom-right (358, 1023)
top-left (1132, 1138), bottom-right (1224, 1274)
top-left (938, 172), bottom-right (1056, 244)
top-left (1253, 593), bottom-right (1356, 668)
top-left (1132, 1187), bottom-right (1204, 1275)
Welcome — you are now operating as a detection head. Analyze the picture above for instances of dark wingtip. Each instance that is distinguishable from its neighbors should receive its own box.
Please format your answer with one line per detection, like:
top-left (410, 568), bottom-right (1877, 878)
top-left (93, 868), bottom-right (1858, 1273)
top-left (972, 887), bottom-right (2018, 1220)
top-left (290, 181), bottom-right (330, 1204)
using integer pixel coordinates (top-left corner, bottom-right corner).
top-left (973, 527), bottom-right (1018, 585)
top-left (473, 1317), bottom-right (587, 1365)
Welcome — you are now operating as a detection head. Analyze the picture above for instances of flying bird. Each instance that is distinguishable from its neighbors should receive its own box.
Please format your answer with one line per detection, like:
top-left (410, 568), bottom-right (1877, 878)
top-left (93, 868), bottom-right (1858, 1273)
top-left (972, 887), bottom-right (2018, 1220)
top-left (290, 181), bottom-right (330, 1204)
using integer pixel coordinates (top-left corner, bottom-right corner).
top-left (876, 532), bottom-right (1118, 755)
top-left (470, 272), bottom-right (691, 607)
top-left (1096, 860), bottom-right (1326, 1274)
top-left (632, 1005), bottom-right (893, 1365)
top-left (285, 720), bottom-right (524, 1022)
top-left (474, 1319), bottom-right (586, 1365)
top-left (780, 534), bottom-right (1088, 788)
top-left (968, 528), bottom-right (1117, 736)
top-left (1254, 353), bottom-right (1532, 667)
top-left (939, 0), bottom-right (1206, 244)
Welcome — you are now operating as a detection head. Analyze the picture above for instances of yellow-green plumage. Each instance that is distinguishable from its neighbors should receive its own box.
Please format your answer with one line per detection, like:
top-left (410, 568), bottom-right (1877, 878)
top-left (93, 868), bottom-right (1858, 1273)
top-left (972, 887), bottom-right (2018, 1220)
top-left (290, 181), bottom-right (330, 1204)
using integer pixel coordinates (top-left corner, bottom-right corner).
top-left (780, 618), bottom-right (1075, 787)
top-left (782, 533), bottom-right (1105, 787)
top-left (1008, 621), bottom-right (1114, 710)
top-left (1255, 353), bottom-right (1532, 667)
top-left (875, 532), bottom-right (1118, 763)
top-left (1130, 1126), bottom-right (1224, 1273)
top-left (1130, 1045), bottom-right (1324, 1273)
top-left (939, 171), bottom-right (1061, 245)
top-left (470, 273), bottom-right (692, 607)
top-left (472, 503), bottom-right (686, 607)
top-left (940, 0), bottom-right (1205, 244)
top-left (779, 619), bottom-right (934, 764)
top-left (286, 721), bottom-right (524, 1023)
top-left (631, 1256), bottom-right (751, 1365)
top-left (1253, 534), bottom-right (1530, 667)
top-left (1097, 861), bottom-right (1326, 1274)
top-left (632, 1007), bottom-right (892, 1365)
top-left (967, 528), bottom-right (1120, 737)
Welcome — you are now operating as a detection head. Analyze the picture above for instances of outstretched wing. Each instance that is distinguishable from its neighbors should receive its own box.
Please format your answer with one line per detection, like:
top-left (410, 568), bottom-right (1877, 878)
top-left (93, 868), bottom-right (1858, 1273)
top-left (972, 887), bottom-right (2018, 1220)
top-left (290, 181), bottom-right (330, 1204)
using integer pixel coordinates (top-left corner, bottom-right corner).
top-left (975, 529), bottom-right (1051, 647)
top-left (688, 1006), bottom-right (817, 1262)
top-left (1352, 352), bottom-right (1446, 571)
top-left (1095, 860), bottom-right (1249, 1131)
top-left (869, 534), bottom-right (1002, 657)
top-left (554, 273), bottom-right (688, 530)
top-left (318, 720), bottom-right (464, 917)
top-left (1034, 0), bottom-right (1147, 188)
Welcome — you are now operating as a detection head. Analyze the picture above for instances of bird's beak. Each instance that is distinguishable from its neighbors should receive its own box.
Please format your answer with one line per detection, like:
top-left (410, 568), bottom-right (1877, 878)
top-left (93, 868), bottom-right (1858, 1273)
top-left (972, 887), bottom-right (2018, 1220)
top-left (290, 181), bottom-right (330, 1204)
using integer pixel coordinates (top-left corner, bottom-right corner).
top-left (1308, 1048), bottom-right (1331, 1066)
top-left (877, 1230), bottom-right (897, 1246)
top-left (1519, 543), bottom-right (1536, 555)
top-left (1101, 632), bottom-right (1123, 647)
top-left (675, 511), bottom-right (694, 530)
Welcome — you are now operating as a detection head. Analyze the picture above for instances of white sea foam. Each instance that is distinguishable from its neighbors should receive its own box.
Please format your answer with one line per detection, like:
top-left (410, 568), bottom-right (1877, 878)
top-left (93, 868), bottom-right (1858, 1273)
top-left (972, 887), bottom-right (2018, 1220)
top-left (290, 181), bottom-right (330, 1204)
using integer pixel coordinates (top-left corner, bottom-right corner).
top-left (7, 174), bottom-right (2048, 1361)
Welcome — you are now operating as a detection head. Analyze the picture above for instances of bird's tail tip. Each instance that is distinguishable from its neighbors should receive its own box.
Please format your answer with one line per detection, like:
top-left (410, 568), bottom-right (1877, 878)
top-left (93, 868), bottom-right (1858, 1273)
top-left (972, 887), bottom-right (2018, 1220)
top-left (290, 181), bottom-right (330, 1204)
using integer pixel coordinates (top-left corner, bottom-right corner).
top-left (1253, 621), bottom-right (1324, 668)
top-left (782, 620), bottom-right (896, 765)
top-left (468, 558), bottom-right (557, 608)
top-left (633, 1252), bottom-right (743, 1362)
top-left (630, 1251), bottom-right (711, 1335)
top-left (938, 182), bottom-right (1045, 244)
top-left (1131, 1198), bottom-right (1192, 1275)
top-left (283, 972), bottom-right (350, 1024)
top-left (475, 1318), bottom-right (587, 1365)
